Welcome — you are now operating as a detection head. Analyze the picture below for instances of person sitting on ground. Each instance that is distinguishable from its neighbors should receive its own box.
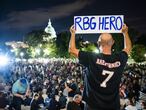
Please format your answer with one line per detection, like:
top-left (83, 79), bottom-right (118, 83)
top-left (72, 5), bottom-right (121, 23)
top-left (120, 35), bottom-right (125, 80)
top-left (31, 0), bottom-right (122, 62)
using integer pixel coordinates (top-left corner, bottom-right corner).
top-left (67, 94), bottom-right (84, 110)
top-left (30, 93), bottom-right (40, 110)
top-left (11, 78), bottom-right (30, 110)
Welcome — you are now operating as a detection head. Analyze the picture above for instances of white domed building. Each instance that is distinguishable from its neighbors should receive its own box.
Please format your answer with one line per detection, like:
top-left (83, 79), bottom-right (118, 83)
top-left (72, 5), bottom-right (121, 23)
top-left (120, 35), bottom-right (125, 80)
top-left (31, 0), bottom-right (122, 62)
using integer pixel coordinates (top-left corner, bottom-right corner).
top-left (44, 19), bottom-right (57, 41)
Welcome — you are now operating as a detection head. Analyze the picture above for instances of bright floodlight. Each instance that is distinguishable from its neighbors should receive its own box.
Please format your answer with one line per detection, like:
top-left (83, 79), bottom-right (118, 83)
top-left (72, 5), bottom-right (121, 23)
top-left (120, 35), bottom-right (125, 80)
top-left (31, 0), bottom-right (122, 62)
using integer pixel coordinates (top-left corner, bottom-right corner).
top-left (144, 53), bottom-right (146, 58)
top-left (0, 55), bottom-right (9, 66)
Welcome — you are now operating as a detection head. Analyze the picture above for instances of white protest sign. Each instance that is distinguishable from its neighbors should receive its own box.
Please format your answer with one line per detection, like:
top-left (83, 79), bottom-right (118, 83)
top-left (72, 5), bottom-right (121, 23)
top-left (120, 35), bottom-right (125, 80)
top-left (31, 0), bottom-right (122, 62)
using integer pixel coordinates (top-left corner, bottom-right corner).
top-left (74, 15), bottom-right (124, 34)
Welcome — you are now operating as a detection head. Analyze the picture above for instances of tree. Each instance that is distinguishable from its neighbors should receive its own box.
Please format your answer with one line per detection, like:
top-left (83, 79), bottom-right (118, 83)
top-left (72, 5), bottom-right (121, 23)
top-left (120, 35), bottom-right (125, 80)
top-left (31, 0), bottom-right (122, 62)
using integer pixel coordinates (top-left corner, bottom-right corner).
top-left (112, 33), bottom-right (124, 53)
top-left (42, 40), bottom-right (57, 58)
top-left (24, 29), bottom-right (58, 58)
top-left (80, 42), bottom-right (97, 53)
top-left (24, 30), bottom-right (46, 47)
top-left (56, 31), bottom-right (71, 58)
top-left (131, 44), bottom-right (146, 62)
top-left (111, 27), bottom-right (139, 53)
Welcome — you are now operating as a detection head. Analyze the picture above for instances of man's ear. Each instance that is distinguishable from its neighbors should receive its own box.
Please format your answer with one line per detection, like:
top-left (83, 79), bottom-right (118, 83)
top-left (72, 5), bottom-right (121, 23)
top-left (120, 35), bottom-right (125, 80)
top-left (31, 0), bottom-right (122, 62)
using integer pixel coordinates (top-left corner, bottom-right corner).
top-left (112, 40), bottom-right (115, 45)
top-left (97, 41), bottom-right (100, 47)
top-left (108, 39), bottom-right (114, 45)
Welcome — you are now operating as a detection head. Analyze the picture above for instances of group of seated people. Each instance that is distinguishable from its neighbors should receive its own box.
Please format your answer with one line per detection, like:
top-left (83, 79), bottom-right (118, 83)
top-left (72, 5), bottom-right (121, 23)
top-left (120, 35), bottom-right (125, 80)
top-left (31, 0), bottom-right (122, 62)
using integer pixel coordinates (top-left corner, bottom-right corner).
top-left (119, 63), bottom-right (146, 110)
top-left (0, 58), bottom-right (145, 110)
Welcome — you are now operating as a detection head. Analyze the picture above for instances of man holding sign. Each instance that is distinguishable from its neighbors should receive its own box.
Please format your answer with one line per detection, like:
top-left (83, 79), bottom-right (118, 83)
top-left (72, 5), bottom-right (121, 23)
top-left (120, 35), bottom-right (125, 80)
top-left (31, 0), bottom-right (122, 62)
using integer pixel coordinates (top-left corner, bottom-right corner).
top-left (69, 15), bottom-right (132, 110)
top-left (74, 15), bottom-right (123, 34)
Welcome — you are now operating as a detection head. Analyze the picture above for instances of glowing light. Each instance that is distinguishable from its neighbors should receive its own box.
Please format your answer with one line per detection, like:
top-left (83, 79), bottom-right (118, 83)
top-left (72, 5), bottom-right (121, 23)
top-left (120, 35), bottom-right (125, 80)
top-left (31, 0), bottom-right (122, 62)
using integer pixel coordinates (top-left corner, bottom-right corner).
top-left (144, 53), bottom-right (146, 57)
top-left (35, 48), bottom-right (41, 55)
top-left (94, 49), bottom-right (99, 53)
top-left (10, 49), bottom-right (14, 52)
top-left (20, 52), bottom-right (24, 57)
top-left (0, 55), bottom-right (9, 66)
top-left (39, 44), bottom-right (42, 47)
top-left (43, 49), bottom-right (51, 55)
top-left (15, 58), bottom-right (21, 62)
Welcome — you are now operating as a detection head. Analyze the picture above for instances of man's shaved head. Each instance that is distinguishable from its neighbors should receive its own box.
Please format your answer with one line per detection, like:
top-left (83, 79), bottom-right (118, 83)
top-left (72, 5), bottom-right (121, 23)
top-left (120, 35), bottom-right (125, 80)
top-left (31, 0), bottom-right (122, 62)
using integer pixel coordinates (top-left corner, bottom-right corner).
top-left (97, 33), bottom-right (114, 46)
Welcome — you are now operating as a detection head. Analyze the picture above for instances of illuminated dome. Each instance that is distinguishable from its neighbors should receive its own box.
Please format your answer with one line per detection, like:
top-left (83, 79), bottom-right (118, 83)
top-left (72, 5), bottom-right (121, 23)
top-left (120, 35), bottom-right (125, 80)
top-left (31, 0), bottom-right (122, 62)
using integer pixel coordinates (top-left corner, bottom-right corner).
top-left (44, 19), bottom-right (57, 39)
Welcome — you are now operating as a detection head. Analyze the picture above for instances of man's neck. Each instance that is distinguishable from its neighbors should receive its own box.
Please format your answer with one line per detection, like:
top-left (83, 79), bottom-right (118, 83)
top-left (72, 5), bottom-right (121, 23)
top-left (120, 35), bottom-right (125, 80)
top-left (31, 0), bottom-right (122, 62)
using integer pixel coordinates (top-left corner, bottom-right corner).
top-left (102, 51), bottom-right (112, 55)
top-left (100, 46), bottom-right (112, 55)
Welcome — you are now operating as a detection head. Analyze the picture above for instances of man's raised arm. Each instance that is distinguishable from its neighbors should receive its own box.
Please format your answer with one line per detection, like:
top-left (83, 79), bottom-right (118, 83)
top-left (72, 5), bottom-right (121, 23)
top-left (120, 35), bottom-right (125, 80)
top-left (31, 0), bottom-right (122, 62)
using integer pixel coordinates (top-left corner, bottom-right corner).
top-left (69, 25), bottom-right (79, 57)
top-left (122, 24), bottom-right (132, 55)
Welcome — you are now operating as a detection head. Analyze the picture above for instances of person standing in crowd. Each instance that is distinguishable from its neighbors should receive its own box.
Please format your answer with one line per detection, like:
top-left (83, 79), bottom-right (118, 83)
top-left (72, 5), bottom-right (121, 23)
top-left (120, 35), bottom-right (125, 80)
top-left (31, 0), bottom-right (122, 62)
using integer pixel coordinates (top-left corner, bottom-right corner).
top-left (69, 24), bottom-right (132, 110)
top-left (11, 78), bottom-right (30, 110)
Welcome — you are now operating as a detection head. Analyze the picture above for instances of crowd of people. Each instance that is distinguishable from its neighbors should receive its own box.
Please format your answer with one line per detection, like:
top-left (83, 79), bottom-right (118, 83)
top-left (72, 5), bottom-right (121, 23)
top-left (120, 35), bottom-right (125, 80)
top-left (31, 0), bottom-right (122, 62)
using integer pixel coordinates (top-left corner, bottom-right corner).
top-left (120, 63), bottom-right (146, 110)
top-left (0, 58), bottom-right (145, 110)
top-left (0, 58), bottom-right (84, 110)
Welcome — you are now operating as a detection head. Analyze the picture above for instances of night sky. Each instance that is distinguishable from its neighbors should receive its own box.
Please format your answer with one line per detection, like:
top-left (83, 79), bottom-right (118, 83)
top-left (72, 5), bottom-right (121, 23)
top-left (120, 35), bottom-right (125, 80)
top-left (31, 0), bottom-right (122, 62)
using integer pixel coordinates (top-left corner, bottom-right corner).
top-left (0, 0), bottom-right (146, 43)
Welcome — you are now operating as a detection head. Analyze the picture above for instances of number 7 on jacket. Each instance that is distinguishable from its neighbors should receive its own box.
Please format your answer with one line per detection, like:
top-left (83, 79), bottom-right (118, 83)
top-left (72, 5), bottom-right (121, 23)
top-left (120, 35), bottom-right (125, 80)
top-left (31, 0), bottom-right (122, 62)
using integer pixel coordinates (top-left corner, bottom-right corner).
top-left (100, 70), bottom-right (114, 88)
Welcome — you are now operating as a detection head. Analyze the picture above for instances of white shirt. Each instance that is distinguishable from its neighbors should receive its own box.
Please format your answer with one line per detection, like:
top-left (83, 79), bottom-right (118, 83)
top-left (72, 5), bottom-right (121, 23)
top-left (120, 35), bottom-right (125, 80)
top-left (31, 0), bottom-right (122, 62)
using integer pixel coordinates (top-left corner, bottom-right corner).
top-left (125, 105), bottom-right (137, 110)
